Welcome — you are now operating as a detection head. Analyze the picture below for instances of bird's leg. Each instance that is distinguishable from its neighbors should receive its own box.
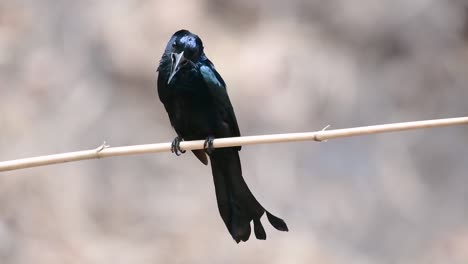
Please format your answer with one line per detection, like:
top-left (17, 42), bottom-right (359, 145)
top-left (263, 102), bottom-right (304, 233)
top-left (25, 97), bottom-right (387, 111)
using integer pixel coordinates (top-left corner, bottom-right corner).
top-left (203, 136), bottom-right (215, 155)
top-left (171, 136), bottom-right (186, 156)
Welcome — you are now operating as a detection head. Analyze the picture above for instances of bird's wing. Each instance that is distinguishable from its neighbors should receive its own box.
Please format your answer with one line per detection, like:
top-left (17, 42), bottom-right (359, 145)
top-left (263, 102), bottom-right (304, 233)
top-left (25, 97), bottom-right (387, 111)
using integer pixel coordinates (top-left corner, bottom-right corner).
top-left (199, 61), bottom-right (241, 146)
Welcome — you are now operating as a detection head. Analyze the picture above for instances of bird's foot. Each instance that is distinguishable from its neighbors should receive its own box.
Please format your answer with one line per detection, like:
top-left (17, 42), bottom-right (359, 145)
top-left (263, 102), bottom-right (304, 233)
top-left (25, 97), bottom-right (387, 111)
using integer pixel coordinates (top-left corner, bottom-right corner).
top-left (203, 136), bottom-right (215, 155)
top-left (171, 136), bottom-right (186, 156)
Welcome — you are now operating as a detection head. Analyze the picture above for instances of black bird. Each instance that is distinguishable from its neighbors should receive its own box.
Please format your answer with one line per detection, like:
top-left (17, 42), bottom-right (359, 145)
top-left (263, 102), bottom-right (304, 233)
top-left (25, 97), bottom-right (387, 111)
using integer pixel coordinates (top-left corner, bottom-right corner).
top-left (157, 29), bottom-right (288, 243)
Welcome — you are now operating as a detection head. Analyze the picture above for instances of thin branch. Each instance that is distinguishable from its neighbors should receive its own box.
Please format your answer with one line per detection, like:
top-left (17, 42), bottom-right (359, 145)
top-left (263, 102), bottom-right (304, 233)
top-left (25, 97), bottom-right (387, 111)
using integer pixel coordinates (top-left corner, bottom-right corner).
top-left (1, 116), bottom-right (467, 172)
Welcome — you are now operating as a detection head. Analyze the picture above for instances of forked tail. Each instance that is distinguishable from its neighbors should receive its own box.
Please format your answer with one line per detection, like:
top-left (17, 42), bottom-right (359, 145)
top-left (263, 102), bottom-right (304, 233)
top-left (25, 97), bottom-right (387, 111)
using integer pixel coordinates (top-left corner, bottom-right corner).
top-left (209, 147), bottom-right (288, 243)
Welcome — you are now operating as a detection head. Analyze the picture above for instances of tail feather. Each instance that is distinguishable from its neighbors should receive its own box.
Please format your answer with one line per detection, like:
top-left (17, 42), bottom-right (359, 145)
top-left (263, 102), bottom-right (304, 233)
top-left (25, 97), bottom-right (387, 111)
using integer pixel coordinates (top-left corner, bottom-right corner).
top-left (266, 211), bottom-right (289, 232)
top-left (209, 147), bottom-right (288, 242)
top-left (253, 218), bottom-right (266, 240)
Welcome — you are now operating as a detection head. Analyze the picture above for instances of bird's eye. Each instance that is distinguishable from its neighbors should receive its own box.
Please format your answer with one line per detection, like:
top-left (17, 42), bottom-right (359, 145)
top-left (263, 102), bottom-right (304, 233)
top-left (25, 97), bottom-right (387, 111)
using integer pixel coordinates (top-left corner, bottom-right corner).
top-left (172, 42), bottom-right (176, 49)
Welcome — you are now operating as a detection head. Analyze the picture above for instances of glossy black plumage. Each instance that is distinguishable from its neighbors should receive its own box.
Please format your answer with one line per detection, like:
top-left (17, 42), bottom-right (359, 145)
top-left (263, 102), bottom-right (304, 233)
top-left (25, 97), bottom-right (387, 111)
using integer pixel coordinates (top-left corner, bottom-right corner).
top-left (157, 30), bottom-right (288, 242)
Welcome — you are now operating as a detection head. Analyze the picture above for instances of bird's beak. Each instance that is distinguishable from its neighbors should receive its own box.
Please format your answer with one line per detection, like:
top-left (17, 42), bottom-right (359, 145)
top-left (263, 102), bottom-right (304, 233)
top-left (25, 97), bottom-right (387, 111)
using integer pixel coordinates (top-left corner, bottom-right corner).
top-left (168, 51), bottom-right (186, 84)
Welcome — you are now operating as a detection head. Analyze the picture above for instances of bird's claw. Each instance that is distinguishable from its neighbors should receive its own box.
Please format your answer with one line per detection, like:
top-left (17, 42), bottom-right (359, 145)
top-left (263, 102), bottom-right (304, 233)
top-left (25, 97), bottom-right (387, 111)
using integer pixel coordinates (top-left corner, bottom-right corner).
top-left (203, 136), bottom-right (215, 155)
top-left (171, 136), bottom-right (186, 156)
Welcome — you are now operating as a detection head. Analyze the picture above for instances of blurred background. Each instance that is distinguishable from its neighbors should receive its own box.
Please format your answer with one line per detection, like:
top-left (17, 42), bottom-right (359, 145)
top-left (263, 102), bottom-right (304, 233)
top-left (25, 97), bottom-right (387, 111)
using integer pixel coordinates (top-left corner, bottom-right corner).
top-left (1, 0), bottom-right (468, 263)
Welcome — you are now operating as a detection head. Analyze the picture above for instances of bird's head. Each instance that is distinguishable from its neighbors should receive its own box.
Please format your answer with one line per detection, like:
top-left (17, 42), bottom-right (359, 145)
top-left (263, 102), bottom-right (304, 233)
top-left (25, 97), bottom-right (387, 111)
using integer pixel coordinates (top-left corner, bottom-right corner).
top-left (167, 30), bottom-right (204, 84)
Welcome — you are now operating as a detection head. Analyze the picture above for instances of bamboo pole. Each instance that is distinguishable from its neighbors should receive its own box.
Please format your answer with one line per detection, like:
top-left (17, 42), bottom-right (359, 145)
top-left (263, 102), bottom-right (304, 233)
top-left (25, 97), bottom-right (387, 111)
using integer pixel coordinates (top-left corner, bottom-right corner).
top-left (1, 117), bottom-right (467, 172)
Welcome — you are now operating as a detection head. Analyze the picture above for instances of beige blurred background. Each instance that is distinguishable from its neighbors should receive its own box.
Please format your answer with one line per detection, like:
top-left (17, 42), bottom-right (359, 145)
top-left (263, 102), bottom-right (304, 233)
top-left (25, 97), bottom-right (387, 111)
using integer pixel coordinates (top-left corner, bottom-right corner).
top-left (1, 0), bottom-right (468, 263)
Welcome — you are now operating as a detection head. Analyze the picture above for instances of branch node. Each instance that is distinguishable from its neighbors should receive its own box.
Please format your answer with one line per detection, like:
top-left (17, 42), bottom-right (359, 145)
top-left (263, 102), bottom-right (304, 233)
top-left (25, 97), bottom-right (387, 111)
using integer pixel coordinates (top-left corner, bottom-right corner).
top-left (314, 125), bottom-right (331, 142)
top-left (95, 141), bottom-right (110, 158)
